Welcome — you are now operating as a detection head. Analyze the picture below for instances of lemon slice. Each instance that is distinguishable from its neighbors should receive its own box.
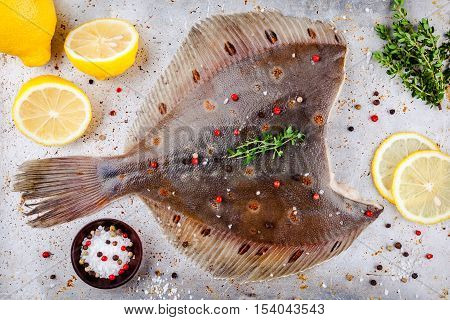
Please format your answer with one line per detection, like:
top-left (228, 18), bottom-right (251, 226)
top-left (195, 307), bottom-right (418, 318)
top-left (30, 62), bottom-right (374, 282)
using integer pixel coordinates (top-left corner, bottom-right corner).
top-left (392, 151), bottom-right (449, 224)
top-left (13, 75), bottom-right (92, 146)
top-left (371, 132), bottom-right (439, 203)
top-left (64, 18), bottom-right (139, 80)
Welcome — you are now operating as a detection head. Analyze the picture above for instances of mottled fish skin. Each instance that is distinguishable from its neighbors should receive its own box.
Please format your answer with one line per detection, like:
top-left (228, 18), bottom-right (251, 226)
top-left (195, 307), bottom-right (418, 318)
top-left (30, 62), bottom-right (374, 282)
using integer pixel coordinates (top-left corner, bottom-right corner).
top-left (14, 12), bottom-right (383, 281)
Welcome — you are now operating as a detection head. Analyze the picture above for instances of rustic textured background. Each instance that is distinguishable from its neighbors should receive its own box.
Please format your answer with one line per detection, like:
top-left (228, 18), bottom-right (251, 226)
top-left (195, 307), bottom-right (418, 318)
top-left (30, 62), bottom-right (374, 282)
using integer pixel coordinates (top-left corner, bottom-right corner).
top-left (0, 0), bottom-right (448, 299)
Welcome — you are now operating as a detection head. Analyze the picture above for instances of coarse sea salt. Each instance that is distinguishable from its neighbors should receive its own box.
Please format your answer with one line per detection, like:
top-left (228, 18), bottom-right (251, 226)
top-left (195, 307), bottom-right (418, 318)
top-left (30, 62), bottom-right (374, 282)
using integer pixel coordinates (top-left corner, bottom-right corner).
top-left (81, 226), bottom-right (133, 278)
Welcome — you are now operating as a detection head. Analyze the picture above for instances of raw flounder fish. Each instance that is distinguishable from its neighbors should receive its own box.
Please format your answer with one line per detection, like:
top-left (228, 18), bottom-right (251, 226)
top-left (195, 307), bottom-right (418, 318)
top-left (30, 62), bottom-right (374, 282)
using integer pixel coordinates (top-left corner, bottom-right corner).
top-left (15, 12), bottom-right (383, 281)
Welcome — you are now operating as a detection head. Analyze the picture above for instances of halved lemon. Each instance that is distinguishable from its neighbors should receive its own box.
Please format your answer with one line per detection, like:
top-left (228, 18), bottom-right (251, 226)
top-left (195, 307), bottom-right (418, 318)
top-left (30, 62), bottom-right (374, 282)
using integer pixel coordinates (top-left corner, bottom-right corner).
top-left (392, 151), bottom-right (449, 224)
top-left (64, 18), bottom-right (139, 80)
top-left (371, 132), bottom-right (439, 203)
top-left (12, 75), bottom-right (92, 146)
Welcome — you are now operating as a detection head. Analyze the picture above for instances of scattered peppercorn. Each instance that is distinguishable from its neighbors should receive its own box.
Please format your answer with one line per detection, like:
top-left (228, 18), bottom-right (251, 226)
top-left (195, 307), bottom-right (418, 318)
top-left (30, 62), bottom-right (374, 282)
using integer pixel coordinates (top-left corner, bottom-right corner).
top-left (373, 91), bottom-right (379, 96)
top-left (191, 157), bottom-right (199, 165)
top-left (257, 111), bottom-right (265, 118)
top-left (373, 99), bottom-right (380, 105)
top-left (150, 161), bottom-right (158, 169)
top-left (415, 230), bottom-right (421, 236)
top-left (105, 240), bottom-right (111, 244)
top-left (385, 223), bottom-right (391, 228)
top-left (389, 109), bottom-right (395, 115)
top-left (215, 196), bottom-right (223, 203)
top-left (88, 79), bottom-right (94, 85)
top-left (121, 246), bottom-right (127, 251)
top-left (369, 279), bottom-right (377, 286)
top-left (122, 264), bottom-right (129, 271)
top-left (50, 274), bottom-right (56, 279)
top-left (403, 252), bottom-right (409, 257)
top-left (365, 210), bottom-right (374, 217)
top-left (233, 129), bottom-right (240, 136)
top-left (109, 274), bottom-right (116, 281)
top-left (347, 126), bottom-right (354, 132)
top-left (171, 272), bottom-right (178, 279)
top-left (230, 93), bottom-right (239, 101)
top-left (116, 87), bottom-right (122, 93)
top-left (376, 265), bottom-right (383, 271)
top-left (118, 269), bottom-right (125, 275)
top-left (213, 129), bottom-right (221, 136)
top-left (113, 255), bottom-right (119, 261)
top-left (97, 252), bottom-right (103, 257)
top-left (425, 253), bottom-right (433, 259)
top-left (312, 54), bottom-right (320, 62)
top-left (273, 180), bottom-right (281, 188)
top-left (42, 251), bottom-right (51, 258)
top-left (312, 193), bottom-right (320, 200)
top-left (394, 242), bottom-right (402, 249)
top-left (109, 110), bottom-right (117, 116)
top-left (411, 273), bottom-right (418, 279)
top-left (82, 245), bottom-right (88, 250)
top-left (273, 105), bottom-right (281, 115)
top-left (101, 256), bottom-right (108, 261)
top-left (370, 114), bottom-right (379, 122)
top-left (122, 233), bottom-right (128, 238)
top-left (354, 104), bottom-right (362, 110)
top-left (85, 240), bottom-right (91, 246)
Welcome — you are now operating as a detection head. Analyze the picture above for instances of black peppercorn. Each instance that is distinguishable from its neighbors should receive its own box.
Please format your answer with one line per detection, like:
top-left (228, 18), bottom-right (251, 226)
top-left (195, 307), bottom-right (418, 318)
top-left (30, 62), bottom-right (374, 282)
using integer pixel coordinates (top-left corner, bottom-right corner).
top-left (113, 255), bottom-right (119, 261)
top-left (403, 252), bottom-right (409, 257)
top-left (385, 223), bottom-right (391, 228)
top-left (88, 79), bottom-right (94, 85)
top-left (389, 109), bottom-right (395, 115)
top-left (257, 111), bottom-right (265, 118)
top-left (411, 273), bottom-right (418, 279)
top-left (171, 272), bottom-right (178, 279)
top-left (50, 274), bottom-right (56, 280)
top-left (105, 240), bottom-right (111, 244)
top-left (347, 126), bottom-right (354, 132)
top-left (224, 165), bottom-right (233, 173)
top-left (97, 252), bottom-right (103, 257)
top-left (376, 265), bottom-right (383, 271)
top-left (394, 242), bottom-right (402, 249)
top-left (370, 279), bottom-right (377, 286)
top-left (373, 99), bottom-right (380, 106)
top-left (373, 91), bottom-right (379, 96)
top-left (82, 245), bottom-right (88, 250)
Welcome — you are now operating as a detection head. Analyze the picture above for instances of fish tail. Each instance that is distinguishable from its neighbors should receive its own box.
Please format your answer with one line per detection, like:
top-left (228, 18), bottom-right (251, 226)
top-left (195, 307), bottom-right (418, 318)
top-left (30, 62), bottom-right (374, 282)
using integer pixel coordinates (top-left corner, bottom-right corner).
top-left (14, 156), bottom-right (126, 227)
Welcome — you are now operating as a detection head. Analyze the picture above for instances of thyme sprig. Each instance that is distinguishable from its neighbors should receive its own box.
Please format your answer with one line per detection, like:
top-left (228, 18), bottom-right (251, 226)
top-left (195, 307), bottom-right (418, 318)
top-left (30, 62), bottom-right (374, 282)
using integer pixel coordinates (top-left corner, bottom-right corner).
top-left (373, 0), bottom-right (449, 109)
top-left (227, 126), bottom-right (305, 165)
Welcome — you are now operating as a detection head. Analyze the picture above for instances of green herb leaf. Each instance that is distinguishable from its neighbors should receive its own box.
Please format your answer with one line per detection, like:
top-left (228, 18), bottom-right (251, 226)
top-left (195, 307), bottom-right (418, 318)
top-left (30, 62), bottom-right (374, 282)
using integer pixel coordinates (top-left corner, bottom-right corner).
top-left (227, 126), bottom-right (305, 164)
top-left (373, 0), bottom-right (449, 109)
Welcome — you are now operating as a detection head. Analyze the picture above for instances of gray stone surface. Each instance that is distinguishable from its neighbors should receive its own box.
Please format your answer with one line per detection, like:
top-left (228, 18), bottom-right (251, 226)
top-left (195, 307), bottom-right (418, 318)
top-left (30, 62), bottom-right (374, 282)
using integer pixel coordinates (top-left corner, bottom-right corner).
top-left (0, 0), bottom-right (448, 299)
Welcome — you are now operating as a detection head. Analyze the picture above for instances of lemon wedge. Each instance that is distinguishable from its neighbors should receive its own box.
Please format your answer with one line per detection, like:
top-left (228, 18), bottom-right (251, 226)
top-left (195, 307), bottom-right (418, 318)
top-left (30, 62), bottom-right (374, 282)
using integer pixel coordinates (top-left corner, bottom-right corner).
top-left (392, 150), bottom-right (449, 224)
top-left (12, 75), bottom-right (92, 146)
top-left (64, 18), bottom-right (139, 80)
top-left (371, 132), bottom-right (439, 203)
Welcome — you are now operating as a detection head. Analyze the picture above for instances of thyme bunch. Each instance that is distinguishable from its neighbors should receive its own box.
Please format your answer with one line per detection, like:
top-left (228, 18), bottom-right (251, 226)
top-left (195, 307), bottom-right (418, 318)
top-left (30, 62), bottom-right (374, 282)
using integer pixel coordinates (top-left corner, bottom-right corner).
top-left (373, 0), bottom-right (449, 109)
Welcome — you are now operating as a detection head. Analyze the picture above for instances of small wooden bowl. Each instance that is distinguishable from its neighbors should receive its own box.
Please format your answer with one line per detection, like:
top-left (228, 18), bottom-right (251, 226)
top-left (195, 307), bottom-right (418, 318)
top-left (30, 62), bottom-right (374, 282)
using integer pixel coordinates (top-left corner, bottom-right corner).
top-left (71, 218), bottom-right (143, 289)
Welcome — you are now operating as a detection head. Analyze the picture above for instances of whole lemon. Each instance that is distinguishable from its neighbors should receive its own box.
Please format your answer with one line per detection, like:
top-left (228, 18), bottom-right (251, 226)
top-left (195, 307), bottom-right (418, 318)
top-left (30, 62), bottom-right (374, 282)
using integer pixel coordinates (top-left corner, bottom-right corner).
top-left (0, 0), bottom-right (56, 67)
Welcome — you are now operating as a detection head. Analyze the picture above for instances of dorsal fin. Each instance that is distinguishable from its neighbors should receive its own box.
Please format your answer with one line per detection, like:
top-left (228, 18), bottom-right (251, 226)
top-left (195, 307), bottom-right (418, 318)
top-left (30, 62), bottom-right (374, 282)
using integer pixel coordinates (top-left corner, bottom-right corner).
top-left (126, 11), bottom-right (345, 146)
